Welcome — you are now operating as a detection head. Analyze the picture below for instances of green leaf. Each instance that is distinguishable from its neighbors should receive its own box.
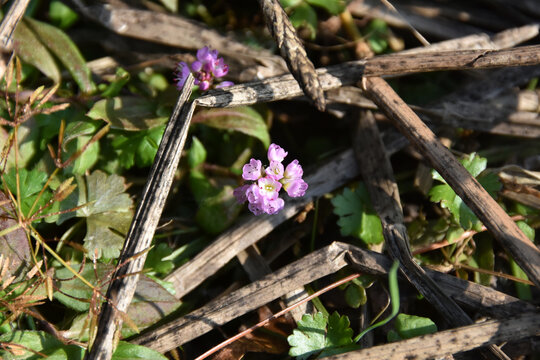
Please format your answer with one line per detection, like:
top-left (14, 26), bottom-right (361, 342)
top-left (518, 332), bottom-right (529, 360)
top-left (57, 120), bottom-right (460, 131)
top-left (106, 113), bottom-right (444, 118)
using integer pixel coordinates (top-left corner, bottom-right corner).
top-left (157, 0), bottom-right (178, 12)
top-left (0, 330), bottom-right (84, 360)
top-left (101, 68), bottom-right (131, 98)
top-left (49, 1), bottom-right (79, 29)
top-left (509, 221), bottom-right (534, 300)
top-left (145, 243), bottom-right (174, 275)
top-left (196, 185), bottom-right (242, 234)
top-left (326, 312), bottom-right (354, 347)
top-left (188, 136), bottom-right (207, 169)
top-left (25, 18), bottom-right (95, 93)
top-left (288, 312), bottom-right (353, 359)
top-left (473, 237), bottom-right (494, 286)
top-left (56, 263), bottom-right (181, 338)
top-left (64, 135), bottom-right (100, 175)
top-left (286, 313), bottom-right (333, 356)
top-left (112, 342), bottom-right (168, 360)
top-left (111, 125), bottom-right (164, 169)
top-left (331, 185), bottom-right (384, 245)
top-left (344, 284), bottom-right (366, 308)
top-left (194, 107), bottom-right (270, 148)
top-left (394, 313), bottom-right (437, 339)
top-left (3, 168), bottom-right (50, 218)
top-left (280, 0), bottom-right (302, 8)
top-left (429, 153), bottom-right (500, 230)
top-left (289, 3), bottom-right (318, 40)
top-left (13, 19), bottom-right (61, 83)
top-left (57, 171), bottom-right (133, 259)
top-left (87, 96), bottom-right (168, 131)
top-left (306, 0), bottom-right (345, 15)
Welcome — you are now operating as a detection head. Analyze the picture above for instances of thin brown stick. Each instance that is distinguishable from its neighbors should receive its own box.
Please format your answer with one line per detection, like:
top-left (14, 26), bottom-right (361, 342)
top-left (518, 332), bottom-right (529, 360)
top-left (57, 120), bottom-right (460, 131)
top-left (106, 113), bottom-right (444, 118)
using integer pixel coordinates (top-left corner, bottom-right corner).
top-left (362, 76), bottom-right (540, 288)
top-left (325, 312), bottom-right (540, 360)
top-left (133, 242), bottom-right (535, 353)
top-left (194, 273), bottom-right (361, 360)
top-left (353, 110), bottom-right (509, 359)
top-left (0, 0), bottom-right (31, 49)
top-left (84, 75), bottom-right (195, 360)
top-left (256, 0), bottom-right (326, 111)
top-left (196, 45), bottom-right (540, 108)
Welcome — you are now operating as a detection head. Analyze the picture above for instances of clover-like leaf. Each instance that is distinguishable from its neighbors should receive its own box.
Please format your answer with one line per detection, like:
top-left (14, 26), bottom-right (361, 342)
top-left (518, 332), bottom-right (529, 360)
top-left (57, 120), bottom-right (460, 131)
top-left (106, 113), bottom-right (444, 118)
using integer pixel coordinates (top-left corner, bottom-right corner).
top-left (57, 170), bottom-right (133, 259)
top-left (429, 153), bottom-right (501, 230)
top-left (331, 185), bottom-right (383, 245)
top-left (288, 312), bottom-right (354, 359)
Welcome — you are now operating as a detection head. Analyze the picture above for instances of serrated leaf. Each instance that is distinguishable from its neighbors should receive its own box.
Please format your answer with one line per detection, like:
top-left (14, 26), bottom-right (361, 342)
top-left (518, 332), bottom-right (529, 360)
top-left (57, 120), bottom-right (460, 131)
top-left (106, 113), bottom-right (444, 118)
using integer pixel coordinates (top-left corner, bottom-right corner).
top-left (395, 313), bottom-right (437, 339)
top-left (288, 312), bottom-right (327, 359)
top-left (87, 96), bottom-right (168, 131)
top-left (0, 330), bottom-right (84, 360)
top-left (112, 342), bottom-right (168, 360)
top-left (290, 3), bottom-right (318, 40)
top-left (194, 107), bottom-right (270, 148)
top-left (25, 18), bottom-right (95, 93)
top-left (288, 312), bottom-right (354, 359)
top-left (13, 20), bottom-right (61, 83)
top-left (111, 125), bottom-right (164, 170)
top-left (326, 312), bottom-right (353, 347)
top-left (188, 136), bottom-right (206, 169)
top-left (430, 153), bottom-right (500, 230)
top-left (57, 171), bottom-right (133, 258)
top-left (331, 185), bottom-right (383, 245)
top-left (306, 0), bottom-right (345, 15)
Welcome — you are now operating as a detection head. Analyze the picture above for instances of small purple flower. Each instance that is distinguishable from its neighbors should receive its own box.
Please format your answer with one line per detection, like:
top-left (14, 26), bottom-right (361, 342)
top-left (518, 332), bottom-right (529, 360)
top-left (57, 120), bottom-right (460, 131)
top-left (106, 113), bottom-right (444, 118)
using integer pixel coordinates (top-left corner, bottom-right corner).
top-left (242, 159), bottom-right (263, 181)
top-left (283, 159), bottom-right (303, 180)
top-left (234, 143), bottom-right (307, 216)
top-left (268, 144), bottom-right (288, 163)
top-left (174, 62), bottom-right (191, 90)
top-left (233, 184), bottom-right (250, 204)
top-left (258, 177), bottom-right (281, 200)
top-left (282, 178), bottom-right (308, 197)
top-left (174, 46), bottom-right (233, 91)
top-left (265, 160), bottom-right (284, 181)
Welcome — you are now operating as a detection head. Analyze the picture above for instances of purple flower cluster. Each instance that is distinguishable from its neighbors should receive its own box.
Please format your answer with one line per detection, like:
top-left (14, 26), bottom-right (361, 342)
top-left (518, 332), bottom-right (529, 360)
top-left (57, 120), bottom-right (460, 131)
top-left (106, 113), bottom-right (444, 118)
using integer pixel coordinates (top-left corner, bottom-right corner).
top-left (175, 46), bottom-right (234, 91)
top-left (234, 144), bottom-right (308, 215)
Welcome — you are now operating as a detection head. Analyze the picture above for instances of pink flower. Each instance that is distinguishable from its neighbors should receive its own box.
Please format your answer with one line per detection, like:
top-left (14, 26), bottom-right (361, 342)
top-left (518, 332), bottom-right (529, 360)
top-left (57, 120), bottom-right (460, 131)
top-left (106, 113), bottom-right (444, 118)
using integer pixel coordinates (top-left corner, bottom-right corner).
top-left (265, 161), bottom-right (284, 180)
top-left (174, 62), bottom-right (191, 90)
top-left (258, 177), bottom-right (282, 200)
top-left (234, 144), bottom-right (307, 216)
top-left (242, 159), bottom-right (263, 181)
top-left (268, 144), bottom-right (288, 163)
top-left (282, 178), bottom-right (308, 197)
top-left (174, 46), bottom-right (233, 91)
